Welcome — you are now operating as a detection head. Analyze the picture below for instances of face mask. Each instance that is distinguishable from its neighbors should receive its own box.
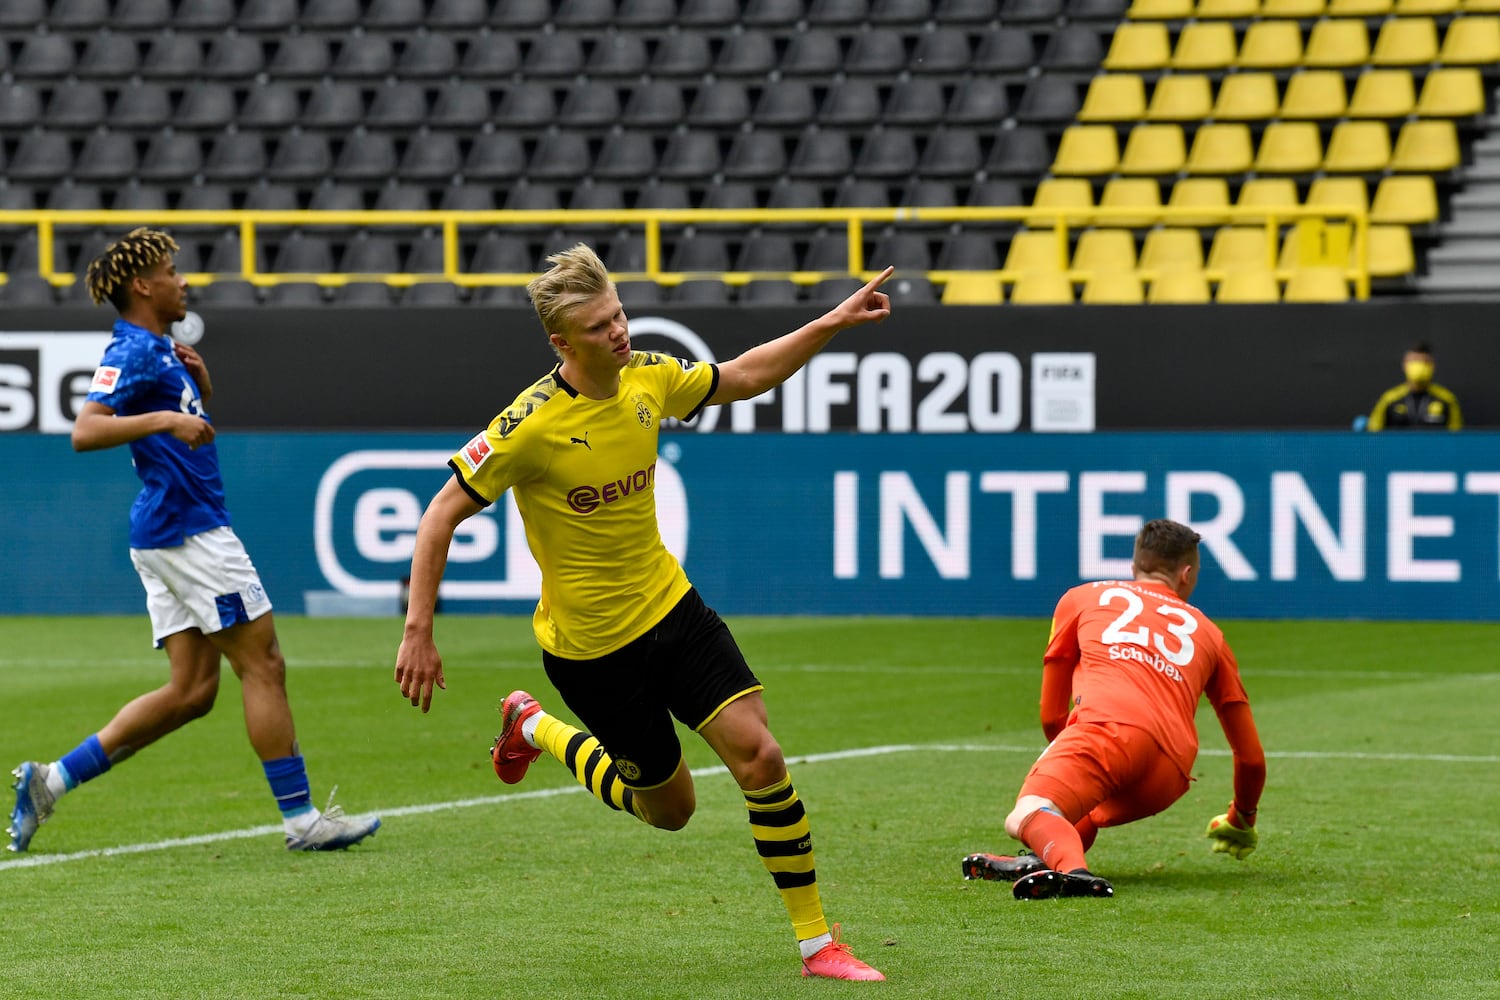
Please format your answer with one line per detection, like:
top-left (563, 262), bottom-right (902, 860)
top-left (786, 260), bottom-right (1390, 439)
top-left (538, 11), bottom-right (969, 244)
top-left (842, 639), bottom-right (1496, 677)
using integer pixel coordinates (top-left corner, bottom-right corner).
top-left (1405, 360), bottom-right (1434, 385)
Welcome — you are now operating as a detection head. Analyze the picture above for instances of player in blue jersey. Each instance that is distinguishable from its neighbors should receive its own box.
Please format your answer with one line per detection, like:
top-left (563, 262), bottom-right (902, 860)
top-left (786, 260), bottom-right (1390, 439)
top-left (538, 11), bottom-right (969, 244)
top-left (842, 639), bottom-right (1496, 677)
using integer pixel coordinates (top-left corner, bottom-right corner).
top-left (7, 228), bottom-right (379, 854)
top-left (396, 244), bottom-right (894, 981)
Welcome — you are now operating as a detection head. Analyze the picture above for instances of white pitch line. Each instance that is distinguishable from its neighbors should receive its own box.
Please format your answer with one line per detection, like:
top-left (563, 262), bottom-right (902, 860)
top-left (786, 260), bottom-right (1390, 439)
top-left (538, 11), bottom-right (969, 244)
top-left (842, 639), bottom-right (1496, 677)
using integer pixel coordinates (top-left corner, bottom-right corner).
top-left (3, 741), bottom-right (1494, 872)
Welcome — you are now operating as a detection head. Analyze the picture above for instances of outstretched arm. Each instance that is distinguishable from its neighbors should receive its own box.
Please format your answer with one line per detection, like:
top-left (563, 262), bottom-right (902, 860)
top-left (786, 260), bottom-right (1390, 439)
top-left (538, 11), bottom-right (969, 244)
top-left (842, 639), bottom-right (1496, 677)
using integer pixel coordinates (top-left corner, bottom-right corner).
top-left (708, 266), bottom-right (894, 405)
top-left (395, 476), bottom-right (485, 713)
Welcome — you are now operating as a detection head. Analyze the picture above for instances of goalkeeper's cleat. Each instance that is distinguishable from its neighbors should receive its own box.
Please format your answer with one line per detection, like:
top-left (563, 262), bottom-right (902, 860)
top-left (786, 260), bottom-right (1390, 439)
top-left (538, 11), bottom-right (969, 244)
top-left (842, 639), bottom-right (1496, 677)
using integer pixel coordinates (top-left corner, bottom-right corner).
top-left (491, 690), bottom-right (543, 785)
top-left (1013, 868), bottom-right (1114, 900)
top-left (800, 925), bottom-right (885, 982)
top-left (962, 851), bottom-right (1048, 882)
top-left (7, 761), bottom-right (56, 853)
top-left (285, 798), bottom-right (381, 852)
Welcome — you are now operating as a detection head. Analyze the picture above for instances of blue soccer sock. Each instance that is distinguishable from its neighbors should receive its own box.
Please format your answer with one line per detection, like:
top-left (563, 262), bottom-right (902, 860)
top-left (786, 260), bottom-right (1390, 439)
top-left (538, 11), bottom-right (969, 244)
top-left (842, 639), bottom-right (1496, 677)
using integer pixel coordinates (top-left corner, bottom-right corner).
top-left (54, 734), bottom-right (112, 794)
top-left (261, 755), bottom-right (316, 827)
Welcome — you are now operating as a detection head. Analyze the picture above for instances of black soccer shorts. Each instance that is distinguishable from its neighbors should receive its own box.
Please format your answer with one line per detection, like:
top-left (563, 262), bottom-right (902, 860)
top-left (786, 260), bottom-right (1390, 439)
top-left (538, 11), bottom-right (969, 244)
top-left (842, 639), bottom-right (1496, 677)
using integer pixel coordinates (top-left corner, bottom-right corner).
top-left (541, 588), bottom-right (763, 789)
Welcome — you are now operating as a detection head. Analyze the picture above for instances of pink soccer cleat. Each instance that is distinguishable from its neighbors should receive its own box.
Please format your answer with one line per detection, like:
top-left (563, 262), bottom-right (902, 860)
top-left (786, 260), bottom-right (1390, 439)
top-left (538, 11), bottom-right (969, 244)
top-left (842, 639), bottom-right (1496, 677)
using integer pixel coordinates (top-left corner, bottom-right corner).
top-left (801, 925), bottom-right (885, 982)
top-left (491, 690), bottom-right (543, 784)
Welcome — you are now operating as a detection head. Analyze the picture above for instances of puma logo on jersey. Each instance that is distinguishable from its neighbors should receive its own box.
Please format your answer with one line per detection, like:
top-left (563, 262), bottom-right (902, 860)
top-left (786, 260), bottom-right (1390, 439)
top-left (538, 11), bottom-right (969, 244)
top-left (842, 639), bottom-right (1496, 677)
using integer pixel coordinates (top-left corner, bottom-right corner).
top-left (570, 432), bottom-right (591, 449)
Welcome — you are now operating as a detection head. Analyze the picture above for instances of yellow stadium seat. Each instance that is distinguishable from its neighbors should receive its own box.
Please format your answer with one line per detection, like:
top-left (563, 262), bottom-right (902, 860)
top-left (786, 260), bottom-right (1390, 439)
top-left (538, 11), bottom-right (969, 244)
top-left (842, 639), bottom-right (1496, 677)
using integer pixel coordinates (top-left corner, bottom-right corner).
top-left (1171, 22), bottom-right (1239, 70)
top-left (1280, 70), bottom-right (1349, 119)
top-left (1140, 227), bottom-right (1207, 272)
top-left (1396, 0), bottom-right (1456, 13)
top-left (1237, 177), bottom-right (1301, 216)
top-left (1415, 67), bottom-right (1486, 118)
top-left (1347, 68), bottom-right (1416, 119)
top-left (1212, 72), bottom-right (1280, 120)
top-left (1305, 18), bottom-right (1371, 67)
top-left (1208, 226), bottom-right (1276, 272)
top-left (1215, 268), bottom-right (1281, 302)
top-left (1390, 119), bottom-right (1459, 173)
top-left (1104, 22), bottom-right (1173, 71)
top-left (1327, 0), bottom-right (1391, 14)
top-left (1185, 122), bottom-right (1254, 175)
top-left (1147, 268), bottom-right (1213, 303)
top-left (1261, 0), bottom-right (1324, 14)
top-left (1004, 230), bottom-right (1070, 273)
top-left (1147, 74), bottom-right (1214, 121)
top-left (1099, 177), bottom-right (1165, 227)
top-left (1052, 124), bottom-right (1121, 176)
top-left (1119, 123), bottom-right (1188, 176)
top-left (1073, 228), bottom-right (1139, 273)
top-left (1081, 271), bottom-right (1146, 304)
top-left (1027, 177), bottom-right (1095, 226)
top-left (1305, 176), bottom-right (1370, 215)
top-left (1078, 74), bottom-right (1149, 123)
top-left (1167, 176), bottom-right (1233, 224)
top-left (1196, 0), bottom-right (1261, 15)
top-left (940, 274), bottom-right (1005, 304)
top-left (1371, 16), bottom-right (1439, 65)
top-left (1278, 219), bottom-right (1355, 270)
top-left (1009, 271), bottom-right (1076, 304)
top-left (1367, 224), bottom-right (1415, 277)
top-left (1439, 15), bottom-right (1500, 64)
top-left (1370, 174), bottom-right (1438, 226)
top-left (1322, 120), bottom-right (1393, 173)
top-left (1283, 267), bottom-right (1351, 301)
top-left (1236, 20), bottom-right (1305, 70)
top-left (1253, 121), bottom-right (1323, 175)
top-left (1461, 0), bottom-right (1500, 11)
top-left (1129, 0), bottom-right (1196, 16)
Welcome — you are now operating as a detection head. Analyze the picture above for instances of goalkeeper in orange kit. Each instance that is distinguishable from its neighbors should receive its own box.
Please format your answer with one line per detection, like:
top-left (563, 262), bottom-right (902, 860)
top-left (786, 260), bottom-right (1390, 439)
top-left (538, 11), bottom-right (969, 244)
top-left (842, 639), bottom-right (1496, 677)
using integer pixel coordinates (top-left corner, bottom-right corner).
top-left (963, 519), bottom-right (1266, 899)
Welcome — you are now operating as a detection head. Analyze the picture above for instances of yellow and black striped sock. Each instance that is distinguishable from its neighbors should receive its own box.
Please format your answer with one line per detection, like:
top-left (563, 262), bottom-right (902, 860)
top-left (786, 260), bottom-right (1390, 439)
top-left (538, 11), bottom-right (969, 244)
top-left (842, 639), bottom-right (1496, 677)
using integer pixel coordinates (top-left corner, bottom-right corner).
top-left (531, 713), bottom-right (645, 821)
top-left (745, 773), bottom-right (829, 942)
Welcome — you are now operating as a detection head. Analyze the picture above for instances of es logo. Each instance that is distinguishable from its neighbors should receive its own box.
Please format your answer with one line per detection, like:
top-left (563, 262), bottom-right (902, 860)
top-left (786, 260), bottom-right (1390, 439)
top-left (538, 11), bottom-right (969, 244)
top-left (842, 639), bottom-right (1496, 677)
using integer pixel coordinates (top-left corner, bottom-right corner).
top-left (314, 450), bottom-right (690, 600)
top-left (0, 333), bottom-right (111, 433)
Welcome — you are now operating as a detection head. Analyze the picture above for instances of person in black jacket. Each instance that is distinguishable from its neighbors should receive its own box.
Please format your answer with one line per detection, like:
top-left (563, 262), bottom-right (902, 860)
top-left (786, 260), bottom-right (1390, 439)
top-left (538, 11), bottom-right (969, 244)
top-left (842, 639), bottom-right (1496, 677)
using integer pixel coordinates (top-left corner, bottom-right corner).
top-left (1367, 342), bottom-right (1463, 431)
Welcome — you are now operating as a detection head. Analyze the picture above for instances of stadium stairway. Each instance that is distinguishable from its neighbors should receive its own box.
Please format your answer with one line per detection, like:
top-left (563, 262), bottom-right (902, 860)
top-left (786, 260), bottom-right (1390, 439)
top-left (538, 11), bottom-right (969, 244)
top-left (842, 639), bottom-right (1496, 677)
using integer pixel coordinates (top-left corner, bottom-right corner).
top-left (1419, 120), bottom-right (1500, 295)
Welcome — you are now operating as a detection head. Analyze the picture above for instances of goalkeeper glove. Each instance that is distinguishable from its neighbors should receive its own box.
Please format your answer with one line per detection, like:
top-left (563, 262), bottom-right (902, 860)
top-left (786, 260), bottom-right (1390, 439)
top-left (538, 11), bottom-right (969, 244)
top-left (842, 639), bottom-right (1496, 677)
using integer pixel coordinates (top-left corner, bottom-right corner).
top-left (1205, 806), bottom-right (1258, 860)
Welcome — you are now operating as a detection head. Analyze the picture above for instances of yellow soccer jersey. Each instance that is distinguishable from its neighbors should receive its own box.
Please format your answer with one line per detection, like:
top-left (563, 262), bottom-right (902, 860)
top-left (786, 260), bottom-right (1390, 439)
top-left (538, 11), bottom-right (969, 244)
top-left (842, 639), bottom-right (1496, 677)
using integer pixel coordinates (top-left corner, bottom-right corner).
top-left (450, 351), bottom-right (719, 658)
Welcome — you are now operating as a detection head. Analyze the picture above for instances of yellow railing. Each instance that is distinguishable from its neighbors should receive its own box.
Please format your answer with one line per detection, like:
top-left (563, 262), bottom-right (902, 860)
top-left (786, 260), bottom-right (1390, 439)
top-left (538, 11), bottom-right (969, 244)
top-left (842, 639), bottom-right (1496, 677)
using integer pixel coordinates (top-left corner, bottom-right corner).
top-left (0, 204), bottom-right (1372, 300)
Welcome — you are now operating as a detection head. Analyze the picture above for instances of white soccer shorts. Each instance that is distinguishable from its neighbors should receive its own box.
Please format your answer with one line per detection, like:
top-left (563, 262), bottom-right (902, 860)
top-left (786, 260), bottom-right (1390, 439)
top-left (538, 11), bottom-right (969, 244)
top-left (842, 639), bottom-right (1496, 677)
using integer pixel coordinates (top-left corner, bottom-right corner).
top-left (130, 526), bottom-right (274, 645)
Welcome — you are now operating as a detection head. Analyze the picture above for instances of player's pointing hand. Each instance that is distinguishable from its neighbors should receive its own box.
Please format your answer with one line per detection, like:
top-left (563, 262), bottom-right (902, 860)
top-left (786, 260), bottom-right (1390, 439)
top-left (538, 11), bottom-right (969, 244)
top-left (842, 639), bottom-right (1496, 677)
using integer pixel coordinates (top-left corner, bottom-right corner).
top-left (840, 265), bottom-right (894, 327)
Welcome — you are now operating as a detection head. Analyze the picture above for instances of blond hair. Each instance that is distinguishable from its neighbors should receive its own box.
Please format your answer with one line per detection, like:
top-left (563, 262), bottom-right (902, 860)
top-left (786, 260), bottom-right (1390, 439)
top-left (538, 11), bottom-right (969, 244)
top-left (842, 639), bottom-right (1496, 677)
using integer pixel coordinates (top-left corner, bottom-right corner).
top-left (85, 227), bottom-right (179, 310)
top-left (526, 243), bottom-right (615, 338)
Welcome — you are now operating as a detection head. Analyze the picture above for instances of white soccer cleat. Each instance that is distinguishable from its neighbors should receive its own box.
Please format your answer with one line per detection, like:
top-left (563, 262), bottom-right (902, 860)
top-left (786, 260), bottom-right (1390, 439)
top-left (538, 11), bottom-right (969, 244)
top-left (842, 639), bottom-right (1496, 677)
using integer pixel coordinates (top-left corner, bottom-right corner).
top-left (8, 762), bottom-right (57, 853)
top-left (285, 797), bottom-right (381, 852)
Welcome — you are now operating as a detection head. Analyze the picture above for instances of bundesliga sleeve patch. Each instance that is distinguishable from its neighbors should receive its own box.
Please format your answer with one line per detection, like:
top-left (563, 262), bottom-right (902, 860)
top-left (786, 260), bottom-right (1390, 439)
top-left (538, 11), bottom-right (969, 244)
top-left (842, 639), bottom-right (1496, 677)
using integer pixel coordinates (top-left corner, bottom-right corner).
top-left (457, 432), bottom-right (493, 473)
top-left (89, 365), bottom-right (121, 394)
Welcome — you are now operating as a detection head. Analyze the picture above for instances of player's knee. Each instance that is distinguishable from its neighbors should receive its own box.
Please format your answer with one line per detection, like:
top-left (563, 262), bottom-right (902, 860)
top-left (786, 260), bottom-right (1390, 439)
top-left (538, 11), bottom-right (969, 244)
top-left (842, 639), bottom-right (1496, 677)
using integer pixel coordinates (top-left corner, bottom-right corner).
top-left (174, 674), bottom-right (220, 721)
top-left (234, 649), bottom-right (288, 689)
top-left (643, 798), bottom-right (696, 831)
top-left (1004, 795), bottom-right (1057, 840)
top-left (732, 735), bottom-right (786, 791)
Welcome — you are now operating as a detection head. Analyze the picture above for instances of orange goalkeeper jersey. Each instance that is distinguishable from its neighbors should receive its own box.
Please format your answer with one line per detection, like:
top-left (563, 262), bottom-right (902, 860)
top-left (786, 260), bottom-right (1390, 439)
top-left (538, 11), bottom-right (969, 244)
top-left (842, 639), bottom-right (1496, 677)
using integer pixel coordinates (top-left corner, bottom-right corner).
top-left (1041, 579), bottom-right (1250, 780)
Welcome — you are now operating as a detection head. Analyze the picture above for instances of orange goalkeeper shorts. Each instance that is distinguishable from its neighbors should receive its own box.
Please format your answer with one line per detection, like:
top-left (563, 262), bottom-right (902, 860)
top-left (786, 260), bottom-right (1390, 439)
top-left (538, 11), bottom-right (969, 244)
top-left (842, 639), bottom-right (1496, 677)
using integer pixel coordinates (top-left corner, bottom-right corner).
top-left (1018, 720), bottom-right (1191, 828)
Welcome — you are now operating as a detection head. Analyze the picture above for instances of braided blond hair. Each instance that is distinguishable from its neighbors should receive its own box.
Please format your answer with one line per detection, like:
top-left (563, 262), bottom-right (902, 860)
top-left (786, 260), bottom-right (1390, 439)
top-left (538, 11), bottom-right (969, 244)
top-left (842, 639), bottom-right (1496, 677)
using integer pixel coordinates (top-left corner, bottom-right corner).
top-left (84, 227), bottom-right (180, 309)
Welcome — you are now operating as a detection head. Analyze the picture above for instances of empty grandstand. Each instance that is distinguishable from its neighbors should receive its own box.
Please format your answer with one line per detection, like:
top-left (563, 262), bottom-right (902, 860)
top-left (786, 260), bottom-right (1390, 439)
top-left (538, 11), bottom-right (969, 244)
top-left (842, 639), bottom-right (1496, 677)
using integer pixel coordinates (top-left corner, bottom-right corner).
top-left (0, 0), bottom-right (1495, 304)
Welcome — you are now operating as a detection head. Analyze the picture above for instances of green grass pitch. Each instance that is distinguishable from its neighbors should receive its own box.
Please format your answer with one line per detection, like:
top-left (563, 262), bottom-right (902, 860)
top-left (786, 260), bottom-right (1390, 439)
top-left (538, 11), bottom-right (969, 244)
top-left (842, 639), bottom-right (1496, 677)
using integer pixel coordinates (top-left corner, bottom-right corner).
top-left (1, 615), bottom-right (1495, 1000)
